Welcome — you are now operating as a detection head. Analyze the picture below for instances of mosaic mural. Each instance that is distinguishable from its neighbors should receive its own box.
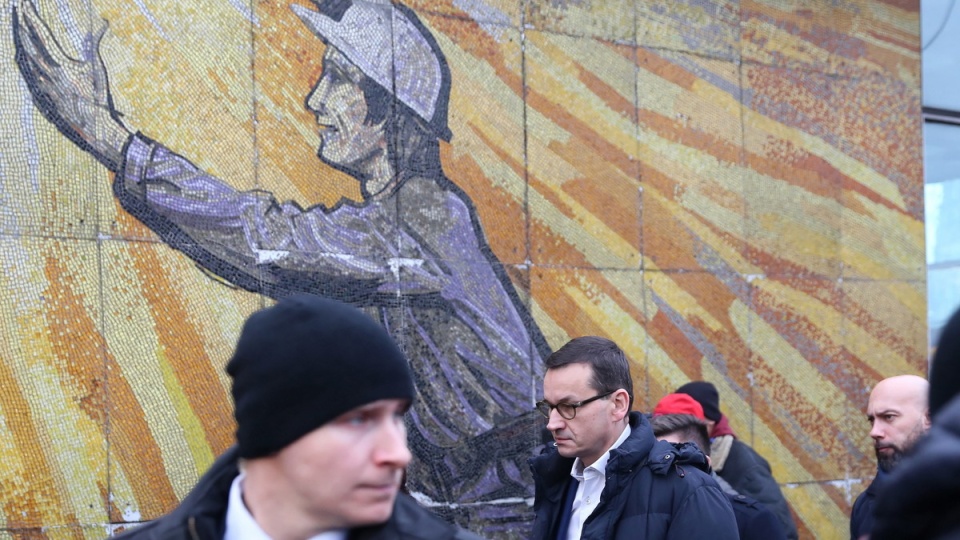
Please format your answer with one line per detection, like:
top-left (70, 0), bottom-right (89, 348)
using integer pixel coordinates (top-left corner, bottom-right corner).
top-left (0, 0), bottom-right (923, 538)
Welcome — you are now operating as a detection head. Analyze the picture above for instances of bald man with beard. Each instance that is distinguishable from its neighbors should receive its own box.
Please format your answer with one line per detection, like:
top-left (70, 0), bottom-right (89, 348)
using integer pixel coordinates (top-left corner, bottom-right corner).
top-left (850, 375), bottom-right (931, 540)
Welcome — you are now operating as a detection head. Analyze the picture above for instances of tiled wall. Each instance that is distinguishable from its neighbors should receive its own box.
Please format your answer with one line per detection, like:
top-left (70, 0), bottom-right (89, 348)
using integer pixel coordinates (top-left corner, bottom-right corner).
top-left (0, 0), bottom-right (923, 538)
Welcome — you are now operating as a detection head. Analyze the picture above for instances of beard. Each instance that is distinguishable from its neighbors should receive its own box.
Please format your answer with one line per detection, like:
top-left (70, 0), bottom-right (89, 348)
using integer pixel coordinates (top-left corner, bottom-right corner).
top-left (875, 422), bottom-right (928, 473)
top-left (875, 445), bottom-right (904, 473)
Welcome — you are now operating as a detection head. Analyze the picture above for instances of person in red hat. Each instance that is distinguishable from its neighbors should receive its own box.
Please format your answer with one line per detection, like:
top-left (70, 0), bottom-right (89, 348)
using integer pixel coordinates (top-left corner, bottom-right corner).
top-left (675, 381), bottom-right (798, 539)
top-left (652, 393), bottom-right (706, 419)
top-left (650, 397), bottom-right (787, 540)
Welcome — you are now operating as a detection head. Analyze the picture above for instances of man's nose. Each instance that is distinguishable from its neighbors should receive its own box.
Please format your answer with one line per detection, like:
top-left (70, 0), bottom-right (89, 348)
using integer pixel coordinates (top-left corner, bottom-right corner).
top-left (545, 409), bottom-right (566, 432)
top-left (869, 422), bottom-right (884, 440)
top-left (374, 418), bottom-right (412, 467)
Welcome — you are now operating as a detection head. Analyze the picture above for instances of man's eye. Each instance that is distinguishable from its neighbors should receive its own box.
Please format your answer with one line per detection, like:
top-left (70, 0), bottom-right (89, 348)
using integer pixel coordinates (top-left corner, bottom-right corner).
top-left (345, 413), bottom-right (371, 425)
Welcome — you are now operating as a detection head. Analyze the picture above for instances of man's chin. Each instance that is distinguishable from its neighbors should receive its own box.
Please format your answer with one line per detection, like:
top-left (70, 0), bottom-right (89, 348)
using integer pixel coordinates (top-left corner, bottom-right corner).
top-left (876, 451), bottom-right (899, 473)
top-left (554, 440), bottom-right (576, 457)
top-left (346, 493), bottom-right (398, 527)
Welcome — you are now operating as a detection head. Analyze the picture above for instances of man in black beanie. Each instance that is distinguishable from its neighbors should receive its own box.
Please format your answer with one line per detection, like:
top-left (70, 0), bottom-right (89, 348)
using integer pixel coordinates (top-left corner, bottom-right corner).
top-left (114, 293), bottom-right (482, 540)
top-left (676, 381), bottom-right (798, 539)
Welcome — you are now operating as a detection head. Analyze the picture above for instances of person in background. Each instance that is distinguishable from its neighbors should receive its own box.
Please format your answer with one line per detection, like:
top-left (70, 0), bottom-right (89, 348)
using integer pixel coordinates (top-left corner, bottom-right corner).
top-left (848, 375), bottom-right (930, 540)
top-left (650, 396), bottom-right (787, 540)
top-left (676, 381), bottom-right (798, 539)
top-left (529, 337), bottom-right (737, 540)
top-left (113, 294), bottom-right (482, 540)
top-left (870, 307), bottom-right (960, 540)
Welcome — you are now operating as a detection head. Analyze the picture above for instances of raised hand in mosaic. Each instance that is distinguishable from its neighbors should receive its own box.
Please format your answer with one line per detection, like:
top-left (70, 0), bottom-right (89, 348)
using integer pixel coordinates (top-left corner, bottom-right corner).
top-left (12, 0), bottom-right (129, 171)
top-left (12, 0), bottom-right (548, 532)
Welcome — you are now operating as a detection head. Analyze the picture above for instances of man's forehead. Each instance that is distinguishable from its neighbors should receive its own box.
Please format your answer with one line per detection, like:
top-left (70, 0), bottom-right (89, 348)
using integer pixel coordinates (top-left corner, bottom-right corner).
top-left (543, 363), bottom-right (593, 397)
top-left (868, 384), bottom-right (926, 415)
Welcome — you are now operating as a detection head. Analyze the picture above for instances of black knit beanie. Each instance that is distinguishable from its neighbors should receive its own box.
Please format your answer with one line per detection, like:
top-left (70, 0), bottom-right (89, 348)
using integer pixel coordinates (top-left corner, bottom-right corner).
top-left (930, 306), bottom-right (960, 419)
top-left (227, 293), bottom-right (415, 458)
top-left (676, 381), bottom-right (722, 422)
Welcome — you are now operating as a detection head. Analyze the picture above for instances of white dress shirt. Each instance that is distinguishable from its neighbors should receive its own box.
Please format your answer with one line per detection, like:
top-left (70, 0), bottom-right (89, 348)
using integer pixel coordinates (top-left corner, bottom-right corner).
top-left (566, 424), bottom-right (632, 540)
top-left (225, 472), bottom-right (347, 540)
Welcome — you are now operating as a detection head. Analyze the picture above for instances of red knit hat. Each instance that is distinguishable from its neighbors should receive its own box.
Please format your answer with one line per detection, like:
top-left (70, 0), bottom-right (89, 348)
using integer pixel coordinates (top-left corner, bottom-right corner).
top-left (653, 393), bottom-right (706, 420)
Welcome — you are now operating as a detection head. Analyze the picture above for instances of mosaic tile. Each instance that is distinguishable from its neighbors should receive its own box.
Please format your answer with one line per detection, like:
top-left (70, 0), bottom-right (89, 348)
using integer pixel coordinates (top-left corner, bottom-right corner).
top-left (524, 0), bottom-right (636, 43)
top-left (101, 240), bottom-right (255, 521)
top-left (839, 80), bottom-right (924, 282)
top-left (405, 0), bottom-right (522, 27)
top-left (742, 64), bottom-right (861, 279)
top-left (252, 1), bottom-right (358, 208)
top-left (749, 276), bottom-right (852, 483)
top-left (531, 266), bottom-right (645, 398)
top-left (780, 480), bottom-right (853, 540)
top-left (0, 4), bottom-right (101, 241)
top-left (402, 15), bottom-right (528, 264)
top-left (642, 269), bottom-right (755, 423)
top-left (71, 2), bottom-right (260, 241)
top-left (525, 31), bottom-right (641, 268)
top-left (392, 258), bottom-right (541, 538)
top-left (0, 238), bottom-right (107, 527)
top-left (637, 48), bottom-right (747, 273)
top-left (11, 525), bottom-right (118, 540)
top-left (841, 279), bottom-right (927, 397)
top-left (637, 0), bottom-right (740, 60)
top-left (742, 0), bottom-right (921, 82)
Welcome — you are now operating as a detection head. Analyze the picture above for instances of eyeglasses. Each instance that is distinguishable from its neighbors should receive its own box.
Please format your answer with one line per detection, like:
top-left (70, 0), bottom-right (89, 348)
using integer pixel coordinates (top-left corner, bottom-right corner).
top-left (535, 391), bottom-right (614, 420)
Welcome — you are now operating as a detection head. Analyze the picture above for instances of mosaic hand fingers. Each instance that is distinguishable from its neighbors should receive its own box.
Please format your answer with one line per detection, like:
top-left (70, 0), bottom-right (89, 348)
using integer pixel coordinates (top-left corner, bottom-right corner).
top-left (13, 0), bottom-right (130, 171)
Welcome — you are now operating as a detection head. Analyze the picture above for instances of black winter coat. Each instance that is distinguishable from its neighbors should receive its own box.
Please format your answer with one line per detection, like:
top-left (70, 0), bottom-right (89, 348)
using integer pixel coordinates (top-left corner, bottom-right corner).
top-left (728, 492), bottom-right (787, 540)
top-left (718, 438), bottom-right (797, 540)
top-left (528, 413), bottom-right (738, 540)
top-left (112, 446), bottom-right (481, 540)
top-left (849, 469), bottom-right (884, 540)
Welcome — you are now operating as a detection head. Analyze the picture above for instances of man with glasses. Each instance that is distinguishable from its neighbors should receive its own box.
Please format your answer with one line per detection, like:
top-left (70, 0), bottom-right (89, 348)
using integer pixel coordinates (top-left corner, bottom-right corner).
top-left (529, 336), bottom-right (738, 540)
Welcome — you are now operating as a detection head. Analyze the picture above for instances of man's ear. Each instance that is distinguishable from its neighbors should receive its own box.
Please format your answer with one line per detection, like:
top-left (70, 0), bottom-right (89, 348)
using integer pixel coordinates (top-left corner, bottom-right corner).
top-left (611, 388), bottom-right (630, 421)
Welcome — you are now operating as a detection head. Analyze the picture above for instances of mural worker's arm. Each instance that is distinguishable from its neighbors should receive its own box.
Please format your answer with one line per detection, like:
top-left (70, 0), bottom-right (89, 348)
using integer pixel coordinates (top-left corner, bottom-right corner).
top-left (13, 0), bottom-right (128, 172)
top-left (12, 0), bottom-right (427, 299)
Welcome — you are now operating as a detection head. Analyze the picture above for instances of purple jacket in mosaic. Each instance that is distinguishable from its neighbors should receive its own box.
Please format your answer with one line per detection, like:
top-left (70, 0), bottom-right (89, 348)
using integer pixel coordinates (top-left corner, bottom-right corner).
top-left (117, 133), bottom-right (547, 448)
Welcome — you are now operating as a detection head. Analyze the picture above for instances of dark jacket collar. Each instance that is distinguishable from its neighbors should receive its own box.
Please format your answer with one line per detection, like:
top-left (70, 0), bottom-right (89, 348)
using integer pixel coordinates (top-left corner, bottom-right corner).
top-left (532, 411), bottom-right (711, 492)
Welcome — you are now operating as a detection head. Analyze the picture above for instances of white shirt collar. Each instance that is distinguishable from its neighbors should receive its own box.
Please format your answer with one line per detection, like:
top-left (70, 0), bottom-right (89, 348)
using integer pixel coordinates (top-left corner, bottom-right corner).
top-left (225, 473), bottom-right (347, 540)
top-left (565, 423), bottom-right (632, 540)
top-left (571, 423), bottom-right (632, 478)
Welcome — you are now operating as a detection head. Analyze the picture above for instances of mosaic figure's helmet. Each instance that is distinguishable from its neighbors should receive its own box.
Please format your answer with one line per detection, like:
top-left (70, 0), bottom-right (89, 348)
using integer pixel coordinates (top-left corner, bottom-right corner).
top-left (292, 0), bottom-right (453, 141)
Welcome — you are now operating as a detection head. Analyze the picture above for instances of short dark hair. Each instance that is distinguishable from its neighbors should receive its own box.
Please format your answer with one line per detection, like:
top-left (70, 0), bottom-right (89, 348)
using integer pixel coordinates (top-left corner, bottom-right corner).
top-left (545, 336), bottom-right (634, 409)
top-left (356, 72), bottom-right (442, 182)
top-left (649, 413), bottom-right (711, 456)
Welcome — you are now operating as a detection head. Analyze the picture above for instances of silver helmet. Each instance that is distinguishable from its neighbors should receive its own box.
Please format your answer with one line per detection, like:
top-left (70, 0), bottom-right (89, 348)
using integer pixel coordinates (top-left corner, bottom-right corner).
top-left (292, 0), bottom-right (452, 141)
